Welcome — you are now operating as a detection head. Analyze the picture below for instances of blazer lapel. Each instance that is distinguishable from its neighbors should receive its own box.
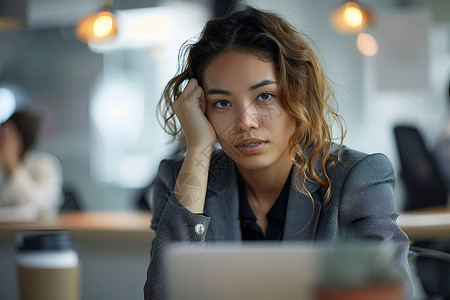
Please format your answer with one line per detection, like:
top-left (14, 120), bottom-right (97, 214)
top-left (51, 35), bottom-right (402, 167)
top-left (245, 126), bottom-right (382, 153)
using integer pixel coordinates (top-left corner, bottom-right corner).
top-left (283, 145), bottom-right (341, 241)
top-left (283, 173), bottom-right (323, 241)
top-left (204, 152), bottom-right (241, 241)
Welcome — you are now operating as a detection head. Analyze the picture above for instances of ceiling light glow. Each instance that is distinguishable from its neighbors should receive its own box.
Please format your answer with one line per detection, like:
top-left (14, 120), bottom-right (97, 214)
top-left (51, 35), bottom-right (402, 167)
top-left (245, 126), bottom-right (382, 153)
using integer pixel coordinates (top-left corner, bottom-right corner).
top-left (356, 33), bottom-right (378, 56)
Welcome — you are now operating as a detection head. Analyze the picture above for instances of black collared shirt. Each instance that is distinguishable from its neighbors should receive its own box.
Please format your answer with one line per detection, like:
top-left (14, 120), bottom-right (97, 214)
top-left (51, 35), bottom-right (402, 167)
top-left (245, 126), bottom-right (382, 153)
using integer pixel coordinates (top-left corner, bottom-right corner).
top-left (238, 167), bottom-right (292, 241)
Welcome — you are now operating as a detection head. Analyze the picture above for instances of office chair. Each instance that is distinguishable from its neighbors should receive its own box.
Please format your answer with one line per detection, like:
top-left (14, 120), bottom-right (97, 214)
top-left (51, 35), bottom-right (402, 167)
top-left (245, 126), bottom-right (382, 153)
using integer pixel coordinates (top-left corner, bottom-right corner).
top-left (409, 244), bottom-right (450, 299)
top-left (60, 186), bottom-right (83, 212)
top-left (136, 184), bottom-right (153, 211)
top-left (393, 125), bottom-right (448, 211)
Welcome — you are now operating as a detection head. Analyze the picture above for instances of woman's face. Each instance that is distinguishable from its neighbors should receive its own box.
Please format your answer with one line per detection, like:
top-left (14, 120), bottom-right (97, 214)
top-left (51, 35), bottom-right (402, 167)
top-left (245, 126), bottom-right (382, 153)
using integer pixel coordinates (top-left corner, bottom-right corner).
top-left (203, 50), bottom-right (296, 172)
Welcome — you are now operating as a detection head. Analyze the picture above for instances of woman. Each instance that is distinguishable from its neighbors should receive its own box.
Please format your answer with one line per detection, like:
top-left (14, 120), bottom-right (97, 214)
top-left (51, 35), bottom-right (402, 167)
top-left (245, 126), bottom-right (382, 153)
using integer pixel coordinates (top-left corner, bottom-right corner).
top-left (0, 111), bottom-right (63, 217)
top-left (144, 6), bottom-right (412, 299)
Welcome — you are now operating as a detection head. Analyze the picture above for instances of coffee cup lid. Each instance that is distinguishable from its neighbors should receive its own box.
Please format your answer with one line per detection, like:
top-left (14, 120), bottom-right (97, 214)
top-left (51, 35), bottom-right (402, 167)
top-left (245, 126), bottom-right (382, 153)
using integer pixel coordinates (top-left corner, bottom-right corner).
top-left (16, 231), bottom-right (75, 252)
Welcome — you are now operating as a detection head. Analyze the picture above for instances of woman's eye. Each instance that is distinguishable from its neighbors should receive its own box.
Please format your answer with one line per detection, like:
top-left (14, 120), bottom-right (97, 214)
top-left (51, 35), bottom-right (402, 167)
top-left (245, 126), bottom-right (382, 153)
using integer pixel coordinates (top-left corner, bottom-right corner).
top-left (257, 93), bottom-right (273, 102)
top-left (213, 100), bottom-right (231, 109)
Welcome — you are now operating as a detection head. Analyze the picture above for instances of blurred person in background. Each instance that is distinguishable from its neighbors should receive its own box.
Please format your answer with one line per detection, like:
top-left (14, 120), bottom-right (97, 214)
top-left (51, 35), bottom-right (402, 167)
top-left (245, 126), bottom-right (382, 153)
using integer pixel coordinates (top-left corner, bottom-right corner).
top-left (0, 111), bottom-right (63, 217)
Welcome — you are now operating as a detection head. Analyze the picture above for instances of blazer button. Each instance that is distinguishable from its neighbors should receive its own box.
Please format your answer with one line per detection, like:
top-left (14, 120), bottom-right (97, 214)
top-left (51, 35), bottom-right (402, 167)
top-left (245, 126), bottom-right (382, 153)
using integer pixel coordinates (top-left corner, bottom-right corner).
top-left (194, 223), bottom-right (206, 235)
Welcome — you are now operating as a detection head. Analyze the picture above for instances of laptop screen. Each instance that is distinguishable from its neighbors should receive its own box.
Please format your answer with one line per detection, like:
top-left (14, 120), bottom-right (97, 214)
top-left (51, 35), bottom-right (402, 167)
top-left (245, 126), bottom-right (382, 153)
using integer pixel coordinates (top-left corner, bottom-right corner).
top-left (166, 241), bottom-right (399, 300)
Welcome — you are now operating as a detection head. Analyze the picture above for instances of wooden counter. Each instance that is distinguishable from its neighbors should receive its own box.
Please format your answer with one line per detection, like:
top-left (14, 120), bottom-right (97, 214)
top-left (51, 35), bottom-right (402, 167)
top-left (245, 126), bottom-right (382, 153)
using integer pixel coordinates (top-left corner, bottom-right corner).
top-left (397, 206), bottom-right (450, 241)
top-left (2, 206), bottom-right (449, 241)
top-left (0, 211), bottom-right (155, 240)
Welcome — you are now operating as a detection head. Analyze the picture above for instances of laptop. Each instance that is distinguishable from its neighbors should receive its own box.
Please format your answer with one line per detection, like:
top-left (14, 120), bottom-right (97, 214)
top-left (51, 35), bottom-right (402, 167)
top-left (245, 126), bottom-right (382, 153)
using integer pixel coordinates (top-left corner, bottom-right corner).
top-left (166, 241), bottom-right (398, 300)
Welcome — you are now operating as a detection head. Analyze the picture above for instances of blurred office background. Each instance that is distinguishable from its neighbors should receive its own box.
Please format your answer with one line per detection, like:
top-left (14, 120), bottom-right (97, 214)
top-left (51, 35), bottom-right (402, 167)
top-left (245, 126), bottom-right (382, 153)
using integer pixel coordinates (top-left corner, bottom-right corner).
top-left (0, 0), bottom-right (449, 212)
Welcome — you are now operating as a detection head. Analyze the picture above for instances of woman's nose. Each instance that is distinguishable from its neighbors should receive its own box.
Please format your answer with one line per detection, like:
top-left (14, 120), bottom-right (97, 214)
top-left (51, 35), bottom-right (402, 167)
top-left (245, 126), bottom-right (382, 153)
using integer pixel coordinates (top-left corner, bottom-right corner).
top-left (236, 104), bottom-right (259, 132)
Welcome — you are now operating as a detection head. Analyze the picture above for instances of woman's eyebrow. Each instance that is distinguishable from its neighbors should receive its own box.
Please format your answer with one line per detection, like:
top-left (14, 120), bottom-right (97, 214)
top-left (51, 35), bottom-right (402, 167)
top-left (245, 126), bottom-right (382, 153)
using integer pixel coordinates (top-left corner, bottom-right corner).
top-left (207, 88), bottom-right (231, 95)
top-left (249, 79), bottom-right (277, 91)
top-left (207, 79), bottom-right (277, 95)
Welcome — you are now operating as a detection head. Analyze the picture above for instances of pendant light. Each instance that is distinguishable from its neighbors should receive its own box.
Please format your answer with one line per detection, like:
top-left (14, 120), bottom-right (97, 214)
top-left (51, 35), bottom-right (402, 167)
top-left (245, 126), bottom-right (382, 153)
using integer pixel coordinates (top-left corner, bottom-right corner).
top-left (330, 1), bottom-right (374, 35)
top-left (75, 0), bottom-right (117, 43)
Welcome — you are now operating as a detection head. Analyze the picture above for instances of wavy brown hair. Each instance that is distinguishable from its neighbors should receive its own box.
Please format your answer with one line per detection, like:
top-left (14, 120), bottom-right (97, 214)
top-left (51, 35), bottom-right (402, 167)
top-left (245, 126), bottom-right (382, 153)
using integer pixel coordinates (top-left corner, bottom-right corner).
top-left (158, 6), bottom-right (345, 203)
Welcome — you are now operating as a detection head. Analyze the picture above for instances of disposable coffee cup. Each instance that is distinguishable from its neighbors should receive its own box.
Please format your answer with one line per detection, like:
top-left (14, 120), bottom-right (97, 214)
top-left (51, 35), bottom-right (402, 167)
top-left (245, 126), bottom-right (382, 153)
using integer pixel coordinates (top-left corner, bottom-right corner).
top-left (15, 231), bottom-right (80, 300)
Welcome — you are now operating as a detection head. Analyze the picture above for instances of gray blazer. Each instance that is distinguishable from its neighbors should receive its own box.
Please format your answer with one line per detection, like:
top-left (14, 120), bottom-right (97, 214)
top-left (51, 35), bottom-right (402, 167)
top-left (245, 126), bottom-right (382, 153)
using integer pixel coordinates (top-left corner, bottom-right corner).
top-left (144, 145), bottom-right (413, 299)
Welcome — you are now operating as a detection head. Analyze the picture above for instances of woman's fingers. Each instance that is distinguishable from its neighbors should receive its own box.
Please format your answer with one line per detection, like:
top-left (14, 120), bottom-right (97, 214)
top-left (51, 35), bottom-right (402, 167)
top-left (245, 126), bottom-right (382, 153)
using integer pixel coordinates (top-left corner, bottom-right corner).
top-left (177, 78), bottom-right (200, 102)
top-left (172, 79), bottom-right (201, 113)
top-left (199, 87), bottom-right (206, 115)
top-left (172, 79), bottom-right (216, 151)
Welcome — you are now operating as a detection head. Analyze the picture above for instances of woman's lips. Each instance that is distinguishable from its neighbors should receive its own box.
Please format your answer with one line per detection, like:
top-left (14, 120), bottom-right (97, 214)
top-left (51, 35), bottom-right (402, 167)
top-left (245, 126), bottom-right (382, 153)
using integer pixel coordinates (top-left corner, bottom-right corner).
top-left (236, 139), bottom-right (267, 154)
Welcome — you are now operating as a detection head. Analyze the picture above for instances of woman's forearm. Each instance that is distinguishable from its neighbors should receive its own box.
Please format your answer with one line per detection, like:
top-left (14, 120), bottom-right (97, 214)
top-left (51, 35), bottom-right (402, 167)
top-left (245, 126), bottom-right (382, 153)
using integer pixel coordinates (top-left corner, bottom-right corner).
top-left (174, 146), bottom-right (213, 213)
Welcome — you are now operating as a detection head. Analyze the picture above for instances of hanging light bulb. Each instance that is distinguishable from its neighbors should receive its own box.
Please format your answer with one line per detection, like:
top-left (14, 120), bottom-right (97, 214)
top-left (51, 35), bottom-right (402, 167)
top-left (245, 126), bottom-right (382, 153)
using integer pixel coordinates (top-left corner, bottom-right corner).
top-left (330, 1), bottom-right (374, 35)
top-left (92, 11), bottom-right (115, 38)
top-left (76, 2), bottom-right (117, 43)
top-left (344, 4), bottom-right (363, 28)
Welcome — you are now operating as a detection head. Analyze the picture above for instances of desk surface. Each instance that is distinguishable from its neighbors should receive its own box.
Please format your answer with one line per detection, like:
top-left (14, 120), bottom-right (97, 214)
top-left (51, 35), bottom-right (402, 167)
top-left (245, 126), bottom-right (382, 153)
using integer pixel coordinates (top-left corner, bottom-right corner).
top-left (397, 206), bottom-right (450, 241)
top-left (0, 211), bottom-right (155, 239)
top-left (1, 207), bottom-right (448, 241)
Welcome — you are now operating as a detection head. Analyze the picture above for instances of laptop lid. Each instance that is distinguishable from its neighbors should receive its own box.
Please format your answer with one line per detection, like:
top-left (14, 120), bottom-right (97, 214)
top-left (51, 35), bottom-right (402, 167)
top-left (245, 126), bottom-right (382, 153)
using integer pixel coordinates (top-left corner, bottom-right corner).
top-left (166, 241), bottom-right (399, 300)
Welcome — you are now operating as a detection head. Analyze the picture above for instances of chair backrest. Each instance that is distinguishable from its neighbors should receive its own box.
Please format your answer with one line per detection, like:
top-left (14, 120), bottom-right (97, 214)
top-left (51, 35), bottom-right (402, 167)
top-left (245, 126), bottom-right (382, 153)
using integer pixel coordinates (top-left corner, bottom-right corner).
top-left (60, 186), bottom-right (82, 212)
top-left (393, 125), bottom-right (448, 211)
top-left (409, 242), bottom-right (450, 298)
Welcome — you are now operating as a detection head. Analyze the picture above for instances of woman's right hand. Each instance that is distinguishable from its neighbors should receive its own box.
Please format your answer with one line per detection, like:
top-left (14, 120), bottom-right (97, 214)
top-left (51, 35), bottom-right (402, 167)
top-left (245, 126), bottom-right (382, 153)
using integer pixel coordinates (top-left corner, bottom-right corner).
top-left (172, 79), bottom-right (215, 213)
top-left (172, 78), bottom-right (217, 153)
